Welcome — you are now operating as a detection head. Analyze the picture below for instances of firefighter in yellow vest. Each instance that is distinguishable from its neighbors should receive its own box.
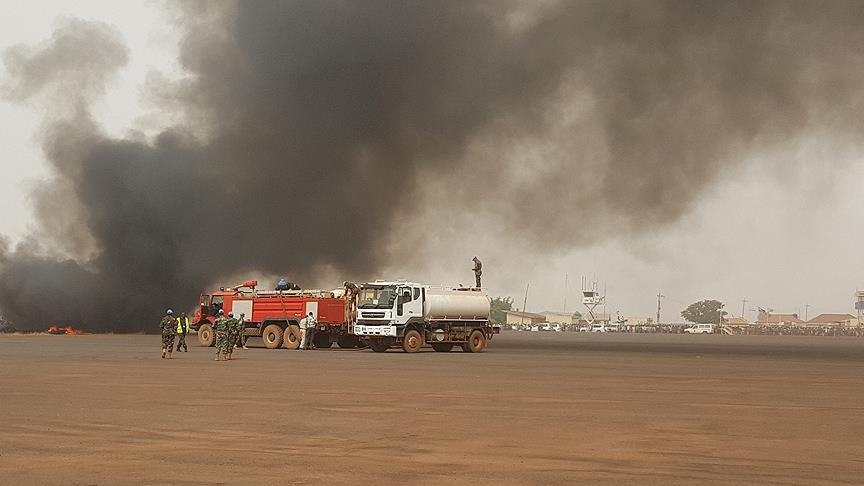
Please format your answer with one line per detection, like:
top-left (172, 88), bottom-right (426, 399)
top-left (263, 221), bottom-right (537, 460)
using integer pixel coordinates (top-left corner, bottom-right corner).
top-left (175, 312), bottom-right (190, 352)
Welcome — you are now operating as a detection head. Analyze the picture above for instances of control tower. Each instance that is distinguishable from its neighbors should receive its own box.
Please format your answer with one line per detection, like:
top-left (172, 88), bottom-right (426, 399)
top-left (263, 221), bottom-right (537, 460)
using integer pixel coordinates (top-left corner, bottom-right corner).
top-left (855, 291), bottom-right (864, 327)
top-left (581, 278), bottom-right (606, 326)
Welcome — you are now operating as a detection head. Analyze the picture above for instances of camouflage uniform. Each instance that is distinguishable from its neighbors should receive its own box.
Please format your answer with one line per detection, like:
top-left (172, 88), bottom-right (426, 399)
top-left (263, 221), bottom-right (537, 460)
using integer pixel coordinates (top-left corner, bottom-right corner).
top-left (215, 316), bottom-right (229, 357)
top-left (220, 317), bottom-right (239, 356)
top-left (160, 314), bottom-right (176, 356)
top-left (472, 257), bottom-right (483, 288)
top-left (175, 314), bottom-right (189, 352)
top-left (234, 316), bottom-right (246, 348)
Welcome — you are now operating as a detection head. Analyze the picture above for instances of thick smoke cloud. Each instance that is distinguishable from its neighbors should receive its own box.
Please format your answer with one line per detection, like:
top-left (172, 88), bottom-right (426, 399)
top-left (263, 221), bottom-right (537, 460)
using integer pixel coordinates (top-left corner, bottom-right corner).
top-left (2, 1), bottom-right (864, 330)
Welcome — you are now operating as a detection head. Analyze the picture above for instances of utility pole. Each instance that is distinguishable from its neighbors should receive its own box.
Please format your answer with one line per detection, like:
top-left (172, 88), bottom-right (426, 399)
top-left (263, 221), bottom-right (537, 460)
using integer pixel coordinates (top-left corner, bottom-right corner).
top-left (563, 273), bottom-right (568, 313)
top-left (741, 298), bottom-right (748, 318)
top-left (519, 283), bottom-right (530, 328)
top-left (656, 292), bottom-right (664, 324)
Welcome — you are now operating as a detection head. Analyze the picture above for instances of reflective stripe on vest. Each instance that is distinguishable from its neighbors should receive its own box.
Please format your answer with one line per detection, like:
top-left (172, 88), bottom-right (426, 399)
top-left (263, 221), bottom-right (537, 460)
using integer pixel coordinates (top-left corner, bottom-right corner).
top-left (176, 316), bottom-right (189, 333)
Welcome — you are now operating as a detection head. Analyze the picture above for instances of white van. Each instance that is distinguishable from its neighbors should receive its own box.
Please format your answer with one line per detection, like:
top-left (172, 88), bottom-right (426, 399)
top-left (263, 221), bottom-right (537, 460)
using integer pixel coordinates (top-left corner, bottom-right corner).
top-left (684, 323), bottom-right (715, 334)
top-left (590, 324), bottom-right (607, 333)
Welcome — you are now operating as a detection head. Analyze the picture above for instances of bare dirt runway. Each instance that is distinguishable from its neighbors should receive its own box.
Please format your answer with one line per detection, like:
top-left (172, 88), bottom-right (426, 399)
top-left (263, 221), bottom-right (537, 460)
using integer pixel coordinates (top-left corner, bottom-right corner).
top-left (1, 332), bottom-right (863, 485)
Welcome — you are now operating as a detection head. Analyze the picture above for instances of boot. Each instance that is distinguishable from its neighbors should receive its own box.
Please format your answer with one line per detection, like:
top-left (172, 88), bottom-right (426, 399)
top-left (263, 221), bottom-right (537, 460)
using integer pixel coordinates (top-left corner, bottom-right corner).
top-left (161, 348), bottom-right (166, 359)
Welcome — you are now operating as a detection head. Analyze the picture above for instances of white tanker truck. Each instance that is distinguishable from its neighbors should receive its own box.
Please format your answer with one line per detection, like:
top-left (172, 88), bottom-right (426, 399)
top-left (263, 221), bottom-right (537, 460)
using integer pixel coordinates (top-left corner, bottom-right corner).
top-left (351, 280), bottom-right (500, 353)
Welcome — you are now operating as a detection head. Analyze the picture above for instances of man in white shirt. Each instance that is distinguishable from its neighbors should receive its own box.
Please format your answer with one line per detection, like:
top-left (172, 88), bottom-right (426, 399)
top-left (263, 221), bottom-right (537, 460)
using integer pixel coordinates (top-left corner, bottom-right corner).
top-left (299, 312), bottom-right (317, 350)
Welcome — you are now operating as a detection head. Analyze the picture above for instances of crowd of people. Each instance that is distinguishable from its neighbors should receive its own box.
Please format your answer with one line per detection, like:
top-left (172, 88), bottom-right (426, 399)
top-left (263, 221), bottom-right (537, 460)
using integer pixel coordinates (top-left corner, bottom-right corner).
top-left (158, 308), bottom-right (320, 359)
top-left (159, 307), bottom-right (247, 360)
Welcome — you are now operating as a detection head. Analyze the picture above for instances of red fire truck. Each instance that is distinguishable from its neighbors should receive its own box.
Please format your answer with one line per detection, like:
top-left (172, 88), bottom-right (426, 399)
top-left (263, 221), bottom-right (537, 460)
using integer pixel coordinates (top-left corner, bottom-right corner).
top-left (191, 280), bottom-right (360, 349)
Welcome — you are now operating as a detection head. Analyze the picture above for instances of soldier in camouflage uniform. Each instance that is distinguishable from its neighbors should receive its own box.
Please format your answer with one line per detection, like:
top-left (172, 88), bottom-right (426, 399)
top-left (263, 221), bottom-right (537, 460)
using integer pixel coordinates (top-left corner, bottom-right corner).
top-left (214, 309), bottom-right (228, 361)
top-left (234, 312), bottom-right (247, 350)
top-left (472, 256), bottom-right (483, 288)
top-left (227, 313), bottom-right (237, 357)
top-left (222, 312), bottom-right (239, 360)
top-left (175, 312), bottom-right (190, 352)
top-left (160, 309), bottom-right (176, 359)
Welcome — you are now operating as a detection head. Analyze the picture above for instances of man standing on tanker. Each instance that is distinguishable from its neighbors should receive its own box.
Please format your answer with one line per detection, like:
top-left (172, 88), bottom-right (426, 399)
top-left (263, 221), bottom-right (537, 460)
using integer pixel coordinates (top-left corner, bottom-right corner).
top-left (175, 312), bottom-right (190, 352)
top-left (160, 309), bottom-right (176, 359)
top-left (472, 256), bottom-right (483, 288)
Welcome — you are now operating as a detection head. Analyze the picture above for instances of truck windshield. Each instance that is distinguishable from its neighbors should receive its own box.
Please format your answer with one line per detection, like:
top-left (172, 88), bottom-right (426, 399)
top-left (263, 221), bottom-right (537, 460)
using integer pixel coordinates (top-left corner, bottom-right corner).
top-left (358, 286), bottom-right (396, 309)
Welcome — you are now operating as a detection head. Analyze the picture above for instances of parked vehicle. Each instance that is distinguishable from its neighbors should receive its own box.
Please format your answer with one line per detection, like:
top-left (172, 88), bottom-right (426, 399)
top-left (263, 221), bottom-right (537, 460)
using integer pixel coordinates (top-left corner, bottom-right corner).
top-left (352, 280), bottom-right (500, 352)
top-left (192, 280), bottom-right (358, 350)
top-left (684, 323), bottom-right (715, 334)
top-left (590, 324), bottom-right (607, 333)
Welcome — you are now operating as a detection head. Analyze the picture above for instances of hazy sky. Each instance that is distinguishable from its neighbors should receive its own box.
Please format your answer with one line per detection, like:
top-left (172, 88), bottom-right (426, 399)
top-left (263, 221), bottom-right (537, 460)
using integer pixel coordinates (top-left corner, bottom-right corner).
top-left (1, 1), bottom-right (862, 325)
top-left (0, 0), bottom-right (180, 238)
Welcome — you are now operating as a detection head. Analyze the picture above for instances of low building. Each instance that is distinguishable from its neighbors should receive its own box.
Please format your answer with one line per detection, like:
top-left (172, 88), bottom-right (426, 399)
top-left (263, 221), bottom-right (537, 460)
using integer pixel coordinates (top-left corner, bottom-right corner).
top-left (540, 311), bottom-right (577, 325)
top-left (725, 317), bottom-right (750, 326)
top-left (806, 313), bottom-right (857, 327)
top-left (621, 316), bottom-right (653, 326)
top-left (505, 311), bottom-right (546, 328)
top-left (574, 313), bottom-right (611, 326)
top-left (756, 313), bottom-right (805, 326)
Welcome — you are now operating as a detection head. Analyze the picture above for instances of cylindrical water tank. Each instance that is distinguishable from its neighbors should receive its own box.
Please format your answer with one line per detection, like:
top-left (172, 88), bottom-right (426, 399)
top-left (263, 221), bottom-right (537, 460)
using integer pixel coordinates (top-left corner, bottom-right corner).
top-left (424, 288), bottom-right (490, 320)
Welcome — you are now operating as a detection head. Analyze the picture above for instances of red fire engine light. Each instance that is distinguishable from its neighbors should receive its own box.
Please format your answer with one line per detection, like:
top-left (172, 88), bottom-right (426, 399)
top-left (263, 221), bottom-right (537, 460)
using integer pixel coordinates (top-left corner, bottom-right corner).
top-left (242, 280), bottom-right (258, 288)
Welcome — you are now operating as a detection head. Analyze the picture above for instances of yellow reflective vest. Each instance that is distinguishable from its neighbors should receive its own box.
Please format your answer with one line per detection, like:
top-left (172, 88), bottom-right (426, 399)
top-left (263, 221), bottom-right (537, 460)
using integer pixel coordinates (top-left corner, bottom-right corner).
top-left (176, 316), bottom-right (189, 333)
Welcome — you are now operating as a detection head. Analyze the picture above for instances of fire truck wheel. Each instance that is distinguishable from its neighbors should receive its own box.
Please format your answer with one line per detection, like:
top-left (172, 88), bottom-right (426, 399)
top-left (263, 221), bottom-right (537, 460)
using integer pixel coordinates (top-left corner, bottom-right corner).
top-left (198, 324), bottom-right (215, 347)
top-left (431, 343), bottom-right (453, 352)
top-left (262, 324), bottom-right (284, 349)
top-left (369, 339), bottom-right (389, 353)
top-left (313, 332), bottom-right (332, 348)
top-left (336, 334), bottom-right (359, 348)
top-left (283, 324), bottom-right (301, 350)
top-left (402, 329), bottom-right (424, 353)
top-left (464, 330), bottom-right (487, 353)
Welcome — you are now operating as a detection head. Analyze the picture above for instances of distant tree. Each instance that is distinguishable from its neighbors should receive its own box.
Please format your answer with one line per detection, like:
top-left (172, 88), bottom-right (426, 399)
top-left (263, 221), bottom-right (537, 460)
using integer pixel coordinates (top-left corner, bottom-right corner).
top-left (681, 300), bottom-right (727, 324)
top-left (490, 296), bottom-right (513, 324)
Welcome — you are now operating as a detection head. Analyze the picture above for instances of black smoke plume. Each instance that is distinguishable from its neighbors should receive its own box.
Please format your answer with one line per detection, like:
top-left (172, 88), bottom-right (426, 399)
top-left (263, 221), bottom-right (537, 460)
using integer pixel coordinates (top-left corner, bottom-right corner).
top-left (2, 1), bottom-right (864, 330)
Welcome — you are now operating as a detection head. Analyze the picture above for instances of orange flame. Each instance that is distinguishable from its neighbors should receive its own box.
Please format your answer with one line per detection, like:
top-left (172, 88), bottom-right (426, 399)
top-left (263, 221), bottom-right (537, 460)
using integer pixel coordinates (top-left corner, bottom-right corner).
top-left (47, 325), bottom-right (87, 335)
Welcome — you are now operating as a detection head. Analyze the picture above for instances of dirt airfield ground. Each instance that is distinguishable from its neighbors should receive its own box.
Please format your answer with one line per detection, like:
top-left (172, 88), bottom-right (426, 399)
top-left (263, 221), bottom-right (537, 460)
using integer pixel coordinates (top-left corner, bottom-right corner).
top-left (1, 332), bottom-right (863, 485)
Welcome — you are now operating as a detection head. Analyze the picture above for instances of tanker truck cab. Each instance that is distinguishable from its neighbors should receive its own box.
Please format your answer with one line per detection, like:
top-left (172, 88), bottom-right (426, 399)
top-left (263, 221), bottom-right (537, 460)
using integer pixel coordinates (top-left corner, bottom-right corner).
top-left (353, 281), bottom-right (498, 353)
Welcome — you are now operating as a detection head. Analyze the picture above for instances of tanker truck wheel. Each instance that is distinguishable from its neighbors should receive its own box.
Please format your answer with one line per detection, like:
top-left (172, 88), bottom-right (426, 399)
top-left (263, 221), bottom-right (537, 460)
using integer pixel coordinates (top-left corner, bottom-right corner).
top-left (402, 330), bottom-right (424, 353)
top-left (198, 324), bottom-right (215, 347)
top-left (431, 343), bottom-right (453, 352)
top-left (262, 324), bottom-right (284, 349)
top-left (369, 339), bottom-right (389, 353)
top-left (283, 324), bottom-right (301, 350)
top-left (463, 330), bottom-right (487, 353)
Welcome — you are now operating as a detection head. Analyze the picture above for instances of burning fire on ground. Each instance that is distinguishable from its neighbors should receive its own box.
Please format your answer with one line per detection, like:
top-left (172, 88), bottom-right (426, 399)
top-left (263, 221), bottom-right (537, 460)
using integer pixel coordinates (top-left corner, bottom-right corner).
top-left (46, 325), bottom-right (87, 335)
